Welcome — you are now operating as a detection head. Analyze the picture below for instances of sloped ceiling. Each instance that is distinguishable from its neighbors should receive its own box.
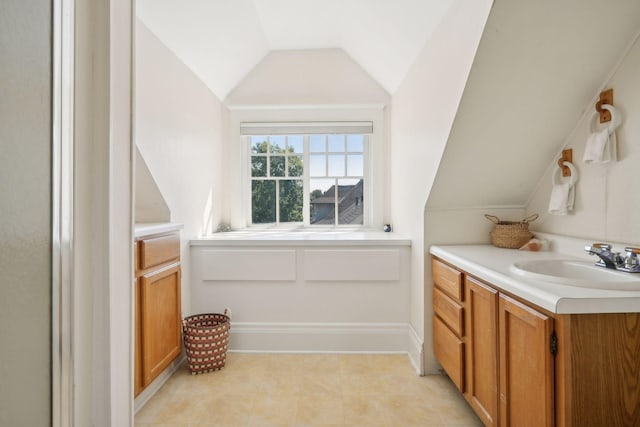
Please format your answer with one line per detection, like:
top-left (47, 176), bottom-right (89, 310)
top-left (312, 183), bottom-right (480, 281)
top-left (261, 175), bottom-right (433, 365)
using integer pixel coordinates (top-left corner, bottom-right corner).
top-left (136, 0), bottom-right (454, 99)
top-left (426, 0), bottom-right (640, 209)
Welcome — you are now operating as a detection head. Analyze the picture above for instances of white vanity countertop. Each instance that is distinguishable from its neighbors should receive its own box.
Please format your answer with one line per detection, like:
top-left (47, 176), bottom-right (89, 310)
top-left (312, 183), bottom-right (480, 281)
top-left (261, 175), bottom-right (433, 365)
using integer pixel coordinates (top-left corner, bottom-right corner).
top-left (430, 244), bottom-right (640, 314)
top-left (190, 229), bottom-right (411, 247)
top-left (134, 222), bottom-right (184, 239)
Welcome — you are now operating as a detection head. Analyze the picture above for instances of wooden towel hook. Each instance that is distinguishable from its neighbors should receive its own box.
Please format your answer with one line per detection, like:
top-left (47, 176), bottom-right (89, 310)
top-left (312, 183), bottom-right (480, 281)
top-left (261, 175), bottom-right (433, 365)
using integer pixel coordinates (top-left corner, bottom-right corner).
top-left (557, 148), bottom-right (573, 177)
top-left (595, 89), bottom-right (613, 123)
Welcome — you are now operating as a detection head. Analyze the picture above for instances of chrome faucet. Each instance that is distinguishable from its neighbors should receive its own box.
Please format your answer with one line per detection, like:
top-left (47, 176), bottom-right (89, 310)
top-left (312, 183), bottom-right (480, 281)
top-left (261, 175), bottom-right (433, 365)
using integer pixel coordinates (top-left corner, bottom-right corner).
top-left (584, 243), bottom-right (621, 269)
top-left (585, 243), bottom-right (640, 272)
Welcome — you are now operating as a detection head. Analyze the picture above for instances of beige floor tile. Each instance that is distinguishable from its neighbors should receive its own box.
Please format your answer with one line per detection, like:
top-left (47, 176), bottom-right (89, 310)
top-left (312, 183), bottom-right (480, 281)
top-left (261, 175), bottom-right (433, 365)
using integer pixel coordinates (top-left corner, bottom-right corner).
top-left (298, 353), bottom-right (343, 370)
top-left (254, 372), bottom-right (302, 396)
top-left (341, 373), bottom-right (395, 396)
top-left (151, 395), bottom-right (207, 424)
top-left (136, 354), bottom-right (480, 427)
top-left (428, 393), bottom-right (483, 425)
top-left (266, 353), bottom-right (311, 375)
top-left (193, 423), bottom-right (245, 427)
top-left (134, 424), bottom-right (193, 427)
top-left (296, 395), bottom-right (344, 425)
top-left (198, 395), bottom-right (253, 425)
top-left (296, 372), bottom-right (343, 396)
top-left (338, 354), bottom-right (379, 376)
top-left (342, 395), bottom-right (392, 426)
top-left (380, 394), bottom-right (443, 425)
top-left (247, 395), bottom-right (297, 425)
top-left (356, 354), bottom-right (412, 375)
top-left (135, 393), bottom-right (173, 424)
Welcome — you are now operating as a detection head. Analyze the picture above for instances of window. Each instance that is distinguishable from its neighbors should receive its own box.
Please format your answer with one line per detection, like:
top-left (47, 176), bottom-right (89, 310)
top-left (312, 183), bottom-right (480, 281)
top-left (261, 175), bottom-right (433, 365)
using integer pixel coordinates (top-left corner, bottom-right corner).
top-left (244, 122), bottom-right (371, 227)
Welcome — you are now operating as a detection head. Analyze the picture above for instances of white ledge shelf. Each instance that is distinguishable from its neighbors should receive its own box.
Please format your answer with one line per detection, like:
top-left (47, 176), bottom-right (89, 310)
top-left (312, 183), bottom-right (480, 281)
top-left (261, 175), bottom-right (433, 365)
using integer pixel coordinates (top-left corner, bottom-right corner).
top-left (134, 222), bottom-right (184, 239)
top-left (189, 229), bottom-right (411, 247)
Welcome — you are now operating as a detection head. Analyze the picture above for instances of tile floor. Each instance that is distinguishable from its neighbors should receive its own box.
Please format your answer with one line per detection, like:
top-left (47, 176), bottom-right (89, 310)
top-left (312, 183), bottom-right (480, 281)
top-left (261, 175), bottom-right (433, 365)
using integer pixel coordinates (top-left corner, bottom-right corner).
top-left (135, 353), bottom-right (482, 427)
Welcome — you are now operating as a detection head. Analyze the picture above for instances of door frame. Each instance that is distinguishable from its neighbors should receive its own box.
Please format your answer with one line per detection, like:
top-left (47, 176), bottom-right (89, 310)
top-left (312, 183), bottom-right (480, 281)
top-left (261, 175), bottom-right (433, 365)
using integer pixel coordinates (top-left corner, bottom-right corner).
top-left (52, 0), bottom-right (134, 425)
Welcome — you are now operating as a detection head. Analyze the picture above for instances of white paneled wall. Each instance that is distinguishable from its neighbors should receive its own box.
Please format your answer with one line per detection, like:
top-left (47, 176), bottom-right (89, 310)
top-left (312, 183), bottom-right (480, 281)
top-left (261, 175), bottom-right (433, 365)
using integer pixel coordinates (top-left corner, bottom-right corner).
top-left (190, 241), bottom-right (419, 368)
top-left (201, 249), bottom-right (297, 281)
top-left (303, 249), bottom-right (400, 281)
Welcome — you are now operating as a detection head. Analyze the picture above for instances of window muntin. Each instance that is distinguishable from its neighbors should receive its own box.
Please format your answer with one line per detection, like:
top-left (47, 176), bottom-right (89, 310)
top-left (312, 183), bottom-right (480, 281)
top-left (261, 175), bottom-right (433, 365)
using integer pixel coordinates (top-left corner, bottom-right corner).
top-left (250, 135), bottom-right (304, 224)
top-left (249, 132), bottom-right (367, 226)
top-left (308, 134), bottom-right (364, 226)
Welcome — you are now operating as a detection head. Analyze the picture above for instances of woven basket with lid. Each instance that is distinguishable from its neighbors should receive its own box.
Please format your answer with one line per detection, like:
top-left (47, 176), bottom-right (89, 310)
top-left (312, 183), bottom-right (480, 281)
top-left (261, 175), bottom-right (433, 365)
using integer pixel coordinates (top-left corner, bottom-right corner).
top-left (485, 214), bottom-right (538, 249)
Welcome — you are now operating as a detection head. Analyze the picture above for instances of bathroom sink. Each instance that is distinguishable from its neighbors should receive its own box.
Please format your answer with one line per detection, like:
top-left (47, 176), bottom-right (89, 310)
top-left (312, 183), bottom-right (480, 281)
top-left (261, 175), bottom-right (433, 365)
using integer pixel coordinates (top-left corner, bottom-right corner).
top-left (510, 259), bottom-right (640, 290)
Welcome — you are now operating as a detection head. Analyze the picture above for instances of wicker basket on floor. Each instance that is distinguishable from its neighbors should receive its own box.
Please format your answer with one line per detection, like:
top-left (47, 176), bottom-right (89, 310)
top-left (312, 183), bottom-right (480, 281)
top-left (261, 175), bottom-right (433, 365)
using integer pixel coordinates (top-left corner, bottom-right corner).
top-left (485, 214), bottom-right (538, 249)
top-left (182, 311), bottom-right (230, 375)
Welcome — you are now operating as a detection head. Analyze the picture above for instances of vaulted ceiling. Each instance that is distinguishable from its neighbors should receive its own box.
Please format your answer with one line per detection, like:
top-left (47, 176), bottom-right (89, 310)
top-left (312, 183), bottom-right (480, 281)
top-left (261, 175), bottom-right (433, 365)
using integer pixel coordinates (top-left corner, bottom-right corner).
top-left (136, 0), bottom-right (454, 100)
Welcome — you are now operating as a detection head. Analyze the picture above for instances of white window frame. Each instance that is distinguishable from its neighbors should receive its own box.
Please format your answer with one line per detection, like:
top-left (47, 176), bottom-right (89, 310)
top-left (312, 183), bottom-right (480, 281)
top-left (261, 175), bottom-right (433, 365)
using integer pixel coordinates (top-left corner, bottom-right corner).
top-left (245, 131), bottom-right (370, 226)
top-left (225, 105), bottom-right (386, 231)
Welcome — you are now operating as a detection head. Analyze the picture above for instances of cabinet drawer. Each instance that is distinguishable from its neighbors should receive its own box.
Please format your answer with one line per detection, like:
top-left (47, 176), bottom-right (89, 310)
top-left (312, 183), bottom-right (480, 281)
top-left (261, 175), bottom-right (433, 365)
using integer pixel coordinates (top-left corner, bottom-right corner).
top-left (432, 258), bottom-right (463, 301)
top-left (139, 234), bottom-right (180, 270)
top-left (434, 315), bottom-right (465, 392)
top-left (433, 287), bottom-right (464, 337)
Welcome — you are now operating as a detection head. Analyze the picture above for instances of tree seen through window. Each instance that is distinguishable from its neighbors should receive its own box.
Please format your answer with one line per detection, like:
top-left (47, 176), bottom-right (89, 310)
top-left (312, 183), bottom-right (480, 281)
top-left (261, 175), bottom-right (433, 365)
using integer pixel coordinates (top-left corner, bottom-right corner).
top-left (250, 134), bottom-right (365, 226)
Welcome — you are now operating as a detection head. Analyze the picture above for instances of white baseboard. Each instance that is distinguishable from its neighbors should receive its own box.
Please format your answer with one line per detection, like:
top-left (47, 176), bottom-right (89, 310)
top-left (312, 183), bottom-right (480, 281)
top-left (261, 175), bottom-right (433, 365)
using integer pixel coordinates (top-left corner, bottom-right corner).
top-left (228, 322), bottom-right (415, 354)
top-left (134, 355), bottom-right (185, 414)
top-left (407, 325), bottom-right (424, 375)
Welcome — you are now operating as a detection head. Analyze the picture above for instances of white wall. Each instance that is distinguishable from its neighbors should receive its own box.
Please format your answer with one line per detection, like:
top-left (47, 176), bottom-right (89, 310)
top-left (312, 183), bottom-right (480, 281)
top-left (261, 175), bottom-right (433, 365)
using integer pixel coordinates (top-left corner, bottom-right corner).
top-left (390, 0), bottom-right (493, 372)
top-left (135, 146), bottom-right (171, 222)
top-left (427, 0), bottom-right (640, 210)
top-left (135, 20), bottom-right (223, 314)
top-left (226, 49), bottom-right (390, 105)
top-left (0, 1), bottom-right (51, 425)
top-left (223, 48), bottom-right (392, 229)
top-left (526, 34), bottom-right (640, 245)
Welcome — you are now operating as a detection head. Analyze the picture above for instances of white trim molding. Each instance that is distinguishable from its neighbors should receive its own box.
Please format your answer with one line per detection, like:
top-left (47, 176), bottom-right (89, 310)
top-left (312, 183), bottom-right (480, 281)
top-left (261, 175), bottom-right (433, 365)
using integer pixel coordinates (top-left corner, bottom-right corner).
top-left (225, 105), bottom-right (386, 230)
top-left (52, 0), bottom-right (75, 424)
top-left (227, 104), bottom-right (386, 111)
top-left (407, 324), bottom-right (424, 375)
top-left (228, 322), bottom-right (418, 356)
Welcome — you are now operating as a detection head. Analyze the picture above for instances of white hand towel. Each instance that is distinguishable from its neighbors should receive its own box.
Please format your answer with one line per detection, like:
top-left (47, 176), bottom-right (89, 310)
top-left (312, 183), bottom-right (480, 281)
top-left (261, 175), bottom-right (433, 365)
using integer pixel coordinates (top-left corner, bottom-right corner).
top-left (548, 182), bottom-right (574, 215)
top-left (606, 131), bottom-right (617, 162)
top-left (583, 128), bottom-right (610, 163)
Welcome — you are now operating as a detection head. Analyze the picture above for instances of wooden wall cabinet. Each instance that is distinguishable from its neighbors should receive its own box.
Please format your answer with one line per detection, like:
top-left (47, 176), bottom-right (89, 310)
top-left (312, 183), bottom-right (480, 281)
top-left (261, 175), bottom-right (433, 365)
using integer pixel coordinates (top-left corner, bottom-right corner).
top-left (135, 232), bottom-right (182, 397)
top-left (432, 257), bottom-right (640, 427)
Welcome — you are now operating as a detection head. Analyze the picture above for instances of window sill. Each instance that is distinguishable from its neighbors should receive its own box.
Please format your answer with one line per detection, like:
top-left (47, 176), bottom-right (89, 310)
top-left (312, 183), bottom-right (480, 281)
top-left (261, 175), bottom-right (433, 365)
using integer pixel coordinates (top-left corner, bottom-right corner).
top-left (189, 229), bottom-right (411, 247)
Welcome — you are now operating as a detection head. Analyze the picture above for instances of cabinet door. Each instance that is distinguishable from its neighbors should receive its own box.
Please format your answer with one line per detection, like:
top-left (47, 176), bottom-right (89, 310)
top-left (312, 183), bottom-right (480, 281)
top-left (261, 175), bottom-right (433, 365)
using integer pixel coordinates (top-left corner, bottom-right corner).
top-left (141, 263), bottom-right (182, 386)
top-left (499, 294), bottom-right (554, 427)
top-left (465, 277), bottom-right (499, 427)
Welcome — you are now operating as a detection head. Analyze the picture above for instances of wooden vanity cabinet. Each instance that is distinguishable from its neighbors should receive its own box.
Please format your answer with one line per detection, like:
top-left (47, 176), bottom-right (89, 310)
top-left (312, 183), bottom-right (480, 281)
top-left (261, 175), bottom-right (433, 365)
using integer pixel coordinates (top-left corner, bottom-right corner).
top-left (432, 256), bottom-right (640, 427)
top-left (554, 313), bottom-right (640, 427)
top-left (432, 259), bottom-right (465, 392)
top-left (134, 232), bottom-right (182, 397)
top-left (433, 258), bottom-right (554, 427)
